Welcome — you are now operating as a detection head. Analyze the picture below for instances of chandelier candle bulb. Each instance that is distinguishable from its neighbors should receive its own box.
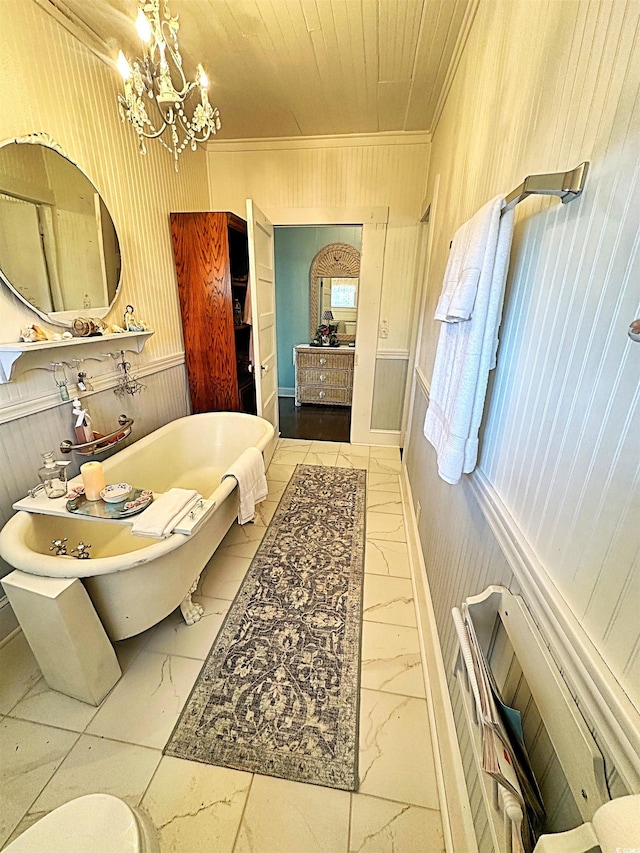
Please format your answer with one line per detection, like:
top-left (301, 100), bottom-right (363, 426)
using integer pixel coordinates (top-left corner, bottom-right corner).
top-left (81, 461), bottom-right (107, 501)
top-left (117, 50), bottom-right (132, 80)
top-left (136, 8), bottom-right (151, 42)
top-left (116, 0), bottom-right (222, 169)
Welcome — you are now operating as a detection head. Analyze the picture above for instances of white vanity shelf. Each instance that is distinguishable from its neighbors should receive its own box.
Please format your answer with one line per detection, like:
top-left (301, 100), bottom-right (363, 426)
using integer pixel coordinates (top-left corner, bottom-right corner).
top-left (0, 330), bottom-right (153, 383)
top-left (12, 486), bottom-right (215, 537)
top-left (452, 585), bottom-right (612, 853)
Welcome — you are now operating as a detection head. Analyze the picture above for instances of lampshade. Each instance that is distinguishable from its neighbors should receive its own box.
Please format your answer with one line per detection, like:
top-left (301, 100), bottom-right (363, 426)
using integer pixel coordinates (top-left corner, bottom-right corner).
top-left (322, 310), bottom-right (335, 322)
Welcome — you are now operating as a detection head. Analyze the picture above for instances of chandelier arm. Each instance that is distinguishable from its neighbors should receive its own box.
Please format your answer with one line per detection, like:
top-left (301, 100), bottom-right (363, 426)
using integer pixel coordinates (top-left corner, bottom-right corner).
top-left (116, 0), bottom-right (221, 169)
top-left (187, 128), bottom-right (215, 143)
top-left (162, 35), bottom-right (190, 98)
top-left (134, 124), bottom-right (171, 141)
top-left (170, 123), bottom-right (213, 149)
top-left (118, 97), bottom-right (170, 140)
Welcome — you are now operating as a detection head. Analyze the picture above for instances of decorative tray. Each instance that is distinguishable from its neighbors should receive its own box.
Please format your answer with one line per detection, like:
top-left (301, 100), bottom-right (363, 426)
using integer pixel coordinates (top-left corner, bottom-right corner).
top-left (66, 487), bottom-right (153, 520)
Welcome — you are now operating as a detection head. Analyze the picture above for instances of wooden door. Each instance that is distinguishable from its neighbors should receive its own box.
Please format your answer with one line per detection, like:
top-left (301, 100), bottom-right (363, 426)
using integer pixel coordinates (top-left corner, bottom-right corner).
top-left (246, 200), bottom-right (279, 453)
top-left (170, 212), bottom-right (239, 413)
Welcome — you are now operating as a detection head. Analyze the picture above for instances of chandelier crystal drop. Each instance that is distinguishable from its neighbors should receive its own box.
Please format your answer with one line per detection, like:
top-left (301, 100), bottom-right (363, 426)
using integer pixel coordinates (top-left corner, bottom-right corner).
top-left (116, 0), bottom-right (221, 170)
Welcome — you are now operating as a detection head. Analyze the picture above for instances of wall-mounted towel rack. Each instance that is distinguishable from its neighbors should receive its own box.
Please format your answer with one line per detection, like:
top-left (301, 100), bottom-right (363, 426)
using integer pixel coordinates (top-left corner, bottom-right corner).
top-left (503, 162), bottom-right (589, 212)
top-left (452, 585), bottom-right (610, 853)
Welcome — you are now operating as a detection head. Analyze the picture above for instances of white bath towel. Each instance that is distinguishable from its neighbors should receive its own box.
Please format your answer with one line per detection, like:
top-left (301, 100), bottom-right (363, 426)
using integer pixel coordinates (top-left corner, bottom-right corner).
top-left (131, 488), bottom-right (201, 538)
top-left (424, 195), bottom-right (515, 484)
top-left (222, 447), bottom-right (268, 525)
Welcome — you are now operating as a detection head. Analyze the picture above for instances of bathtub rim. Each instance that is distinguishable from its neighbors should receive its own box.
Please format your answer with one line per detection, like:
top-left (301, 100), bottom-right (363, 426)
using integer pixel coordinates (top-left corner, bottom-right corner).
top-left (0, 412), bottom-right (274, 579)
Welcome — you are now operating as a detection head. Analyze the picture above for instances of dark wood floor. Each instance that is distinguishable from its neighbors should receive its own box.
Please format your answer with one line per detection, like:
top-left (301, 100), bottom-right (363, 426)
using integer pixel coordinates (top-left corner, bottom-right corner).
top-left (278, 397), bottom-right (351, 442)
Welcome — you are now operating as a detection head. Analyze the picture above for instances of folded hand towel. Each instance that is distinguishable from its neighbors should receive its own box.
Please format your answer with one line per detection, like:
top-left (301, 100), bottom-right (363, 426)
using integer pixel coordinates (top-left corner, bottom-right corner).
top-left (437, 267), bottom-right (481, 321)
top-left (425, 195), bottom-right (515, 484)
top-left (222, 447), bottom-right (268, 525)
top-left (131, 488), bottom-right (201, 538)
top-left (434, 196), bottom-right (508, 323)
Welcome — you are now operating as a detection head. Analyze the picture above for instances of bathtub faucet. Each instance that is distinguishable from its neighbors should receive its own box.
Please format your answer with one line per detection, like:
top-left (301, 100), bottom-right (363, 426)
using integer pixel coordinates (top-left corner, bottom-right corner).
top-left (48, 538), bottom-right (91, 558)
top-left (49, 537), bottom-right (68, 556)
top-left (71, 541), bottom-right (92, 559)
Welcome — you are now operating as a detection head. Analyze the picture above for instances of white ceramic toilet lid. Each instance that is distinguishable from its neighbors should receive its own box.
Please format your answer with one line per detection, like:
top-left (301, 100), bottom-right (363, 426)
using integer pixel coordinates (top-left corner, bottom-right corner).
top-left (6, 794), bottom-right (143, 852)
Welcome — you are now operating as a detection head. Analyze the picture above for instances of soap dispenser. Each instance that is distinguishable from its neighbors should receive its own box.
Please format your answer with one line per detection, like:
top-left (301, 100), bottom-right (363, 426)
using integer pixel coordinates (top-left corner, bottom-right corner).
top-left (38, 451), bottom-right (69, 499)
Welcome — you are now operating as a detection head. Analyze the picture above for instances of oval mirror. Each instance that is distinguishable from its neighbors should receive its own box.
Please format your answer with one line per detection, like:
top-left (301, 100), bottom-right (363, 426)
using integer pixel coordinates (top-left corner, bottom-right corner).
top-left (0, 135), bottom-right (121, 327)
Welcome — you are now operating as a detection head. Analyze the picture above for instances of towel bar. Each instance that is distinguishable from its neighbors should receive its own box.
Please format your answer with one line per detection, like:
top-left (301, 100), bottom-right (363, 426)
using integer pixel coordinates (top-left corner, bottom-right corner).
top-left (503, 162), bottom-right (588, 212)
top-left (59, 414), bottom-right (133, 455)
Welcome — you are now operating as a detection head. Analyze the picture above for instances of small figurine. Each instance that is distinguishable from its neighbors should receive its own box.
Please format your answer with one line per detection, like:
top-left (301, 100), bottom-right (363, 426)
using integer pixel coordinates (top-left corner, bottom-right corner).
top-left (123, 305), bottom-right (147, 332)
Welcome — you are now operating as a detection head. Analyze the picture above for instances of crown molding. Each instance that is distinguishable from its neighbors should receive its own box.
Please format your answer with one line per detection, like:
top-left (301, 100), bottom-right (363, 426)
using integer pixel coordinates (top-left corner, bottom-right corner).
top-left (207, 131), bottom-right (431, 154)
top-left (32, 0), bottom-right (113, 67)
top-left (431, 0), bottom-right (481, 136)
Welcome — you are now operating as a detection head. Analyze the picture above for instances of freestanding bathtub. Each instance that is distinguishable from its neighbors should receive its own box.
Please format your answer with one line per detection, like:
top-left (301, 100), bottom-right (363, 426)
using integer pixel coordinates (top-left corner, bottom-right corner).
top-left (0, 412), bottom-right (275, 641)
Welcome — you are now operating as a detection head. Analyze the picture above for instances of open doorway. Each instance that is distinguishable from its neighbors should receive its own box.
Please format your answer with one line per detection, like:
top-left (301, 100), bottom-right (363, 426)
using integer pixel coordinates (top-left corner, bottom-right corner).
top-left (274, 225), bottom-right (362, 441)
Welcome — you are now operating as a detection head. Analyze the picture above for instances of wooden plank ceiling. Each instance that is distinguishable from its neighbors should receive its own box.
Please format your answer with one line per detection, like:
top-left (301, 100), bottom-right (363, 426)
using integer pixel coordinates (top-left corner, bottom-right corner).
top-left (57, 0), bottom-right (469, 139)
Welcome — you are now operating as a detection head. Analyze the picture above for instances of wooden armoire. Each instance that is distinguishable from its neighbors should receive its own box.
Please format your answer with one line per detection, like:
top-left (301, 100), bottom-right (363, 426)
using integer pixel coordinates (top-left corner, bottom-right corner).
top-left (170, 212), bottom-right (256, 414)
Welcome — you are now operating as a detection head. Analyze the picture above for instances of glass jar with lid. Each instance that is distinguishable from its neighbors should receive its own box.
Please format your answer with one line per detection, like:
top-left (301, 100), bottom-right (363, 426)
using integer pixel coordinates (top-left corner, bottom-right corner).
top-left (38, 451), bottom-right (68, 498)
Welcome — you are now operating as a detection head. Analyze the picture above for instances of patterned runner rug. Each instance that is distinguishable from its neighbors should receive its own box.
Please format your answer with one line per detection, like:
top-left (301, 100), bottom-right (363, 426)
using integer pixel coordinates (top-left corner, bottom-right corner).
top-left (164, 463), bottom-right (366, 791)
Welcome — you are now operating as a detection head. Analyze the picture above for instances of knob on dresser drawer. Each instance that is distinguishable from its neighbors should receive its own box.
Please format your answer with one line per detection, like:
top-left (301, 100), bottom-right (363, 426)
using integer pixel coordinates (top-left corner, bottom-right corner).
top-left (319, 357), bottom-right (327, 365)
top-left (318, 391), bottom-right (326, 399)
top-left (320, 374), bottom-right (326, 381)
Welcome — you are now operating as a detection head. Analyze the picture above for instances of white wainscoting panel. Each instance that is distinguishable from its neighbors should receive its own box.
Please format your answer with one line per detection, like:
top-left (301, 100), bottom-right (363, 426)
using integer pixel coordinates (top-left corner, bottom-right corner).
top-left (412, 0), bottom-right (640, 724)
top-left (371, 352), bottom-right (409, 431)
top-left (405, 381), bottom-right (634, 851)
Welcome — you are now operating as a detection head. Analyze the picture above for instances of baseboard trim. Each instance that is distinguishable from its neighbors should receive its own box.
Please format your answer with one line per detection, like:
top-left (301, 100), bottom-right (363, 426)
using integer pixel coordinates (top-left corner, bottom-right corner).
top-left (401, 467), bottom-right (478, 853)
top-left (351, 428), bottom-right (401, 447)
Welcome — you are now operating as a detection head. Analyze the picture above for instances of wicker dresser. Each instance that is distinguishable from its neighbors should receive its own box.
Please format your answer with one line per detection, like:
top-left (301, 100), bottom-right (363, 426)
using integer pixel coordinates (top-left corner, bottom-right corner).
top-left (294, 344), bottom-right (355, 407)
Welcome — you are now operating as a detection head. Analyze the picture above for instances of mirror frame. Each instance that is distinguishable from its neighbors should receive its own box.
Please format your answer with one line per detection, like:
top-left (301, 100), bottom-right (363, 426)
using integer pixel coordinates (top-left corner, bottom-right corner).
top-left (309, 242), bottom-right (360, 343)
top-left (0, 132), bottom-right (122, 327)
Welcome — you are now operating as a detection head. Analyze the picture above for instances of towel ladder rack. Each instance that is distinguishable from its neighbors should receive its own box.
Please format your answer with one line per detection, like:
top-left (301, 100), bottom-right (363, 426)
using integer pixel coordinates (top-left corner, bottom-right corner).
top-left (502, 162), bottom-right (589, 212)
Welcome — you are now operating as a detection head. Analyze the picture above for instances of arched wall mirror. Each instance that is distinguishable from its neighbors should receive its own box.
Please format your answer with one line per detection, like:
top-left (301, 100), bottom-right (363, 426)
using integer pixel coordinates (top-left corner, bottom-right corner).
top-left (0, 134), bottom-right (122, 327)
top-left (310, 242), bottom-right (360, 343)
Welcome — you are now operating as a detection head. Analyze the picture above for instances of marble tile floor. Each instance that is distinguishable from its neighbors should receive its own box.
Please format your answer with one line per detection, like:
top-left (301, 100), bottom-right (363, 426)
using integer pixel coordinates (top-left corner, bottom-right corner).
top-left (0, 439), bottom-right (444, 853)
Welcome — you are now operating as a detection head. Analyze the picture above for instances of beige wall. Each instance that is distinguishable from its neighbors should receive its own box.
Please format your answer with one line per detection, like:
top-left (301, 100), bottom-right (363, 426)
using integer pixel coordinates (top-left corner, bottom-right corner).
top-left (405, 0), bottom-right (639, 841)
top-left (0, 1), bottom-right (208, 373)
top-left (0, 0), bottom-right (208, 604)
top-left (206, 135), bottom-right (430, 433)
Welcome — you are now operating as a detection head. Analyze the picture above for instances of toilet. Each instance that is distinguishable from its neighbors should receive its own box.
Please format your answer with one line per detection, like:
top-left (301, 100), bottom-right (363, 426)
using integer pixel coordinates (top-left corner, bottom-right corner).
top-left (5, 794), bottom-right (159, 852)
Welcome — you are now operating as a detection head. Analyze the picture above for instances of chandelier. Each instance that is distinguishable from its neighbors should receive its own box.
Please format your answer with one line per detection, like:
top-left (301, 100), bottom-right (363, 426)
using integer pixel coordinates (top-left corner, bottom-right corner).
top-left (116, 0), bottom-right (221, 169)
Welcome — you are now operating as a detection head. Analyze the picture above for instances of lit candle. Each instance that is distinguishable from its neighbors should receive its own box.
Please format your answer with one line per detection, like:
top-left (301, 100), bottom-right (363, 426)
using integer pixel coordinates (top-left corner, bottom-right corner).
top-left (135, 8), bottom-right (151, 43)
top-left (81, 461), bottom-right (106, 501)
top-left (116, 50), bottom-right (132, 81)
